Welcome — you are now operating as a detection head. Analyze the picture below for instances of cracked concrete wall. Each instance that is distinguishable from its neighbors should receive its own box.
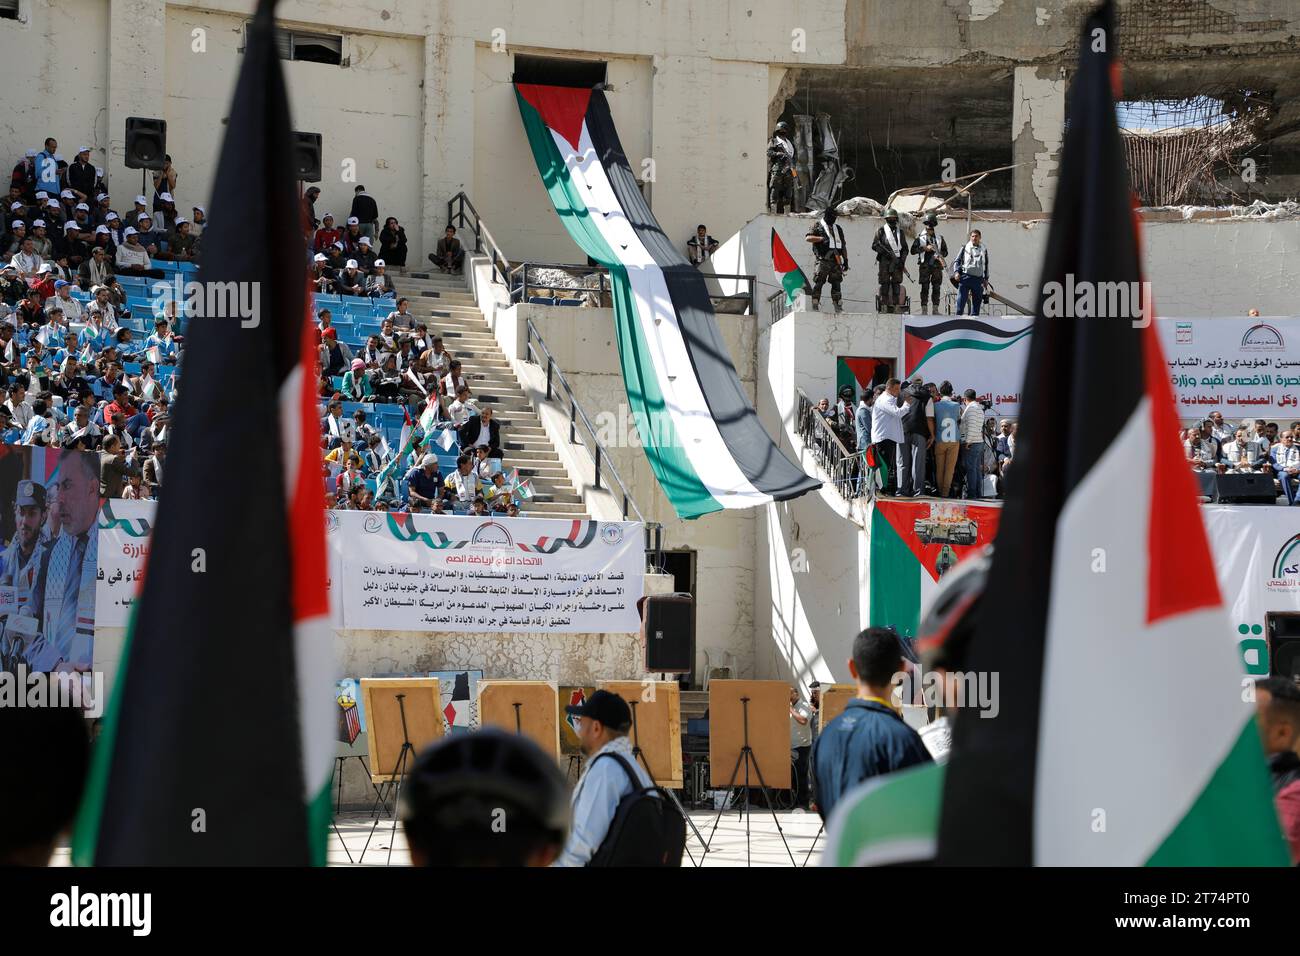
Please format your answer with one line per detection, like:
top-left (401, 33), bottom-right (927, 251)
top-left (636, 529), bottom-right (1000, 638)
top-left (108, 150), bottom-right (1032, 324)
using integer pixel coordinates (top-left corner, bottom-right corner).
top-left (1012, 64), bottom-right (1066, 212)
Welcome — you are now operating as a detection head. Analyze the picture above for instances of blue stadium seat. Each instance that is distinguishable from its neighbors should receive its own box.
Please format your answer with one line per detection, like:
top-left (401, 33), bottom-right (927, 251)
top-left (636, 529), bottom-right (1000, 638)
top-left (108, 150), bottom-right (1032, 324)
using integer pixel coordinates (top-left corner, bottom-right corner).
top-left (123, 362), bottom-right (142, 375)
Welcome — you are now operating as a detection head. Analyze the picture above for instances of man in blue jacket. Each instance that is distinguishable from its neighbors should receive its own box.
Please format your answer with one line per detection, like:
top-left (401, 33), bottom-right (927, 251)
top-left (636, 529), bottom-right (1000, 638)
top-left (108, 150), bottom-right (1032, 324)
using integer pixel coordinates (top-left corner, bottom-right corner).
top-left (810, 627), bottom-right (932, 822)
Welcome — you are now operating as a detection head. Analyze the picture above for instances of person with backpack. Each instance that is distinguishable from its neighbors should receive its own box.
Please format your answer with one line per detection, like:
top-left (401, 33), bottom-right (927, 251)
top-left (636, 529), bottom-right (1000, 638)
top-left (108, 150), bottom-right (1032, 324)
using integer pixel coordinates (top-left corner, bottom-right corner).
top-left (554, 689), bottom-right (685, 867)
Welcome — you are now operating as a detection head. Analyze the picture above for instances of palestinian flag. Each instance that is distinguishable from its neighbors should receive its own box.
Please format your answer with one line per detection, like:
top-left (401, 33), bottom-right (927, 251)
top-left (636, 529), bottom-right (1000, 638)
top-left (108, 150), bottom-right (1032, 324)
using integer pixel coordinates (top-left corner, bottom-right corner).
top-left (936, 0), bottom-right (1289, 866)
top-left (72, 0), bottom-right (334, 865)
top-left (824, 762), bottom-right (945, 866)
top-left (515, 83), bottom-right (819, 520)
top-left (902, 316), bottom-right (1033, 380)
top-left (862, 444), bottom-right (887, 496)
top-left (868, 499), bottom-right (1000, 639)
top-left (772, 228), bottom-right (810, 306)
top-left (376, 405), bottom-right (415, 492)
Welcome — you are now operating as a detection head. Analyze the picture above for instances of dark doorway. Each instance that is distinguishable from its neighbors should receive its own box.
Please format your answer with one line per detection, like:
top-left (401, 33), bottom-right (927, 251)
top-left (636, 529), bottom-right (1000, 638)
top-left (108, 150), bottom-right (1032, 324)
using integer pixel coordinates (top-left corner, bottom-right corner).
top-left (513, 54), bottom-right (607, 89)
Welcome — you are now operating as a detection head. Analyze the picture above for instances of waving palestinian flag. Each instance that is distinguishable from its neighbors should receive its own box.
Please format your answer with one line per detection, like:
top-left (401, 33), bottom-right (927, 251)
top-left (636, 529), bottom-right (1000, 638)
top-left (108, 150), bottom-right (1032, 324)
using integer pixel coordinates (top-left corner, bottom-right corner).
top-left (772, 228), bottom-right (810, 306)
top-left (515, 83), bottom-right (819, 520)
top-left (936, 0), bottom-right (1288, 867)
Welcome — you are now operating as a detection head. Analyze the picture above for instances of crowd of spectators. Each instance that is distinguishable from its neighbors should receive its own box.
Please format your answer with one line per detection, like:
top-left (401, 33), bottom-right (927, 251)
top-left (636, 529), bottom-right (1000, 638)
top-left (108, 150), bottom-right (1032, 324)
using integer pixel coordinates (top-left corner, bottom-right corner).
top-left (4, 137), bottom-right (183, 500)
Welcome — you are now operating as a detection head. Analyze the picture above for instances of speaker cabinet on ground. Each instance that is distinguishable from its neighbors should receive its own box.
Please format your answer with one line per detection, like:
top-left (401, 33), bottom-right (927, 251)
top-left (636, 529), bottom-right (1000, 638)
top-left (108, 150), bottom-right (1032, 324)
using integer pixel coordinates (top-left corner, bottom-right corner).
top-left (1267, 613), bottom-right (1300, 680)
top-left (293, 131), bottom-right (322, 182)
top-left (1214, 473), bottom-right (1277, 504)
top-left (124, 117), bottom-right (167, 170)
top-left (642, 592), bottom-right (694, 673)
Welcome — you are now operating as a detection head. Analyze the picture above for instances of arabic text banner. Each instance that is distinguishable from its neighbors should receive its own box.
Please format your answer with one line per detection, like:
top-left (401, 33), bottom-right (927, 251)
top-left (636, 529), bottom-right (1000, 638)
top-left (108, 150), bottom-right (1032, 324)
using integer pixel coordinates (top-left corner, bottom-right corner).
top-left (95, 500), bottom-right (154, 628)
top-left (900, 316), bottom-right (1300, 418)
top-left (340, 511), bottom-right (644, 633)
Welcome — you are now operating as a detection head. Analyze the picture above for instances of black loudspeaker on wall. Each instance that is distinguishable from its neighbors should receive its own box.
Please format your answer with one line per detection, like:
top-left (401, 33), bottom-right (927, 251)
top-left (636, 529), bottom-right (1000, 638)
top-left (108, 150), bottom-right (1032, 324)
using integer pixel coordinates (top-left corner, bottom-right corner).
top-left (642, 592), bottom-right (694, 673)
top-left (124, 117), bottom-right (167, 170)
top-left (1214, 473), bottom-right (1276, 504)
top-left (292, 131), bottom-right (323, 183)
top-left (1268, 615), bottom-right (1300, 680)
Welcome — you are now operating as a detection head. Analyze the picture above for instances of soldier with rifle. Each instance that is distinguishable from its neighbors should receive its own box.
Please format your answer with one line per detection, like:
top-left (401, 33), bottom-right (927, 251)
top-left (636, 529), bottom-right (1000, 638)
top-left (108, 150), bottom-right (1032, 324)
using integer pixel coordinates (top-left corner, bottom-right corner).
top-left (871, 208), bottom-right (907, 314)
top-left (766, 121), bottom-right (797, 214)
top-left (910, 213), bottom-right (948, 315)
top-left (805, 206), bottom-right (848, 312)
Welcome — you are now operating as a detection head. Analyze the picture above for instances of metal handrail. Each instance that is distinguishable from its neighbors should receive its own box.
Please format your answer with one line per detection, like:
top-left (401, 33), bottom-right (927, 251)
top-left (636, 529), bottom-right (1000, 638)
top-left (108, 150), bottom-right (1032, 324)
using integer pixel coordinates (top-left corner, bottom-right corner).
top-left (446, 192), bottom-right (511, 285)
top-left (769, 288), bottom-right (793, 324)
top-left (508, 260), bottom-right (758, 315)
top-left (524, 316), bottom-right (662, 559)
top-left (796, 387), bottom-right (873, 502)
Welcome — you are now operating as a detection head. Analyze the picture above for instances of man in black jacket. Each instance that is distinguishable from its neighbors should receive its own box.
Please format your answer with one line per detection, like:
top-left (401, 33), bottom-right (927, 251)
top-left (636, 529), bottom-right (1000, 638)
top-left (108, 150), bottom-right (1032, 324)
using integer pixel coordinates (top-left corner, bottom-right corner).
top-left (66, 147), bottom-right (98, 203)
top-left (458, 407), bottom-right (502, 458)
top-left (805, 207), bottom-right (847, 312)
top-left (349, 185), bottom-right (379, 240)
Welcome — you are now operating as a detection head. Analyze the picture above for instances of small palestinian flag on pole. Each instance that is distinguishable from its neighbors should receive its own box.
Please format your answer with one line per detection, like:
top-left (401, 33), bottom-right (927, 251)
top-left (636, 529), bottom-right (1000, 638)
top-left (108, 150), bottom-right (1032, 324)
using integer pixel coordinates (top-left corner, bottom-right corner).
top-left (863, 443), bottom-right (887, 496)
top-left (935, 0), bottom-right (1289, 866)
top-left (72, 0), bottom-right (333, 865)
top-left (375, 405), bottom-right (415, 492)
top-left (772, 228), bottom-right (810, 306)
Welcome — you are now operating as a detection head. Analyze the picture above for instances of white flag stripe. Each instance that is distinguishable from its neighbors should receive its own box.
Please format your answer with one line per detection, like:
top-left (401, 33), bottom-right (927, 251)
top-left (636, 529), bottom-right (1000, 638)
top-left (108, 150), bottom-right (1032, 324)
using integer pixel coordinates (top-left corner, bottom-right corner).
top-left (1034, 398), bottom-right (1248, 865)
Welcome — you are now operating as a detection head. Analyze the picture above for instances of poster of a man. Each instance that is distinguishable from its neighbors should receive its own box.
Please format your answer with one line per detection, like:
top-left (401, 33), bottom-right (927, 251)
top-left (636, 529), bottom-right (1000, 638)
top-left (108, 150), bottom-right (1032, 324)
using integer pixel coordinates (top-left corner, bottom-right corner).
top-left (0, 448), bottom-right (100, 674)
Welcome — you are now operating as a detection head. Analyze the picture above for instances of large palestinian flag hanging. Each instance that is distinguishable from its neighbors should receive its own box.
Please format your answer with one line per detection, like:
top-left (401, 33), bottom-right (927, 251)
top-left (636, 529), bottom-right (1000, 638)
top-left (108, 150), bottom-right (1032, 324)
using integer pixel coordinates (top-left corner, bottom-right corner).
top-left (868, 499), bottom-right (1001, 639)
top-left (515, 83), bottom-right (820, 520)
top-left (903, 316), bottom-right (1033, 382)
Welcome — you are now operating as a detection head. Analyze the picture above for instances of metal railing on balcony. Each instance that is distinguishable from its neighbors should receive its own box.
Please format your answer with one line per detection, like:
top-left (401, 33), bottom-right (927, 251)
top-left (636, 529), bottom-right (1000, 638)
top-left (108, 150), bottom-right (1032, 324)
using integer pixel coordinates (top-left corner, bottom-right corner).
top-left (446, 192), bottom-right (510, 285)
top-left (524, 316), bottom-right (663, 561)
top-left (795, 388), bottom-right (873, 502)
top-left (508, 261), bottom-right (758, 315)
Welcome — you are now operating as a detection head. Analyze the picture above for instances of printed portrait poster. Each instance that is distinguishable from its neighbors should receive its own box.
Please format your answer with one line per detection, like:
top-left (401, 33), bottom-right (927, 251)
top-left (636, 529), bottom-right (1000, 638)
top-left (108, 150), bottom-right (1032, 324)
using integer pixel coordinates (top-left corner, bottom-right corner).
top-left (0, 446), bottom-right (101, 674)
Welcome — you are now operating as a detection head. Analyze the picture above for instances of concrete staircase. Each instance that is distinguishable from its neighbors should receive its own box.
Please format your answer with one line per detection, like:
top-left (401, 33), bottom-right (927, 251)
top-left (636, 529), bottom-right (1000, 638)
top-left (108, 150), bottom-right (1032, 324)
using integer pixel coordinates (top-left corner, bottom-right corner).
top-left (391, 269), bottom-right (588, 520)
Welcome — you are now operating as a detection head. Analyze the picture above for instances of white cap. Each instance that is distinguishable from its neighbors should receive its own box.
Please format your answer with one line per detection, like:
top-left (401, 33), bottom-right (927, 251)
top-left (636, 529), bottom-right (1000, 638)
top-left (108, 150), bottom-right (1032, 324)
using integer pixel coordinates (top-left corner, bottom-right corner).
top-left (134, 195), bottom-right (147, 205)
top-left (313, 253), bottom-right (327, 262)
top-left (358, 236), bottom-right (371, 246)
top-left (32, 219), bottom-right (45, 228)
top-left (346, 216), bottom-right (359, 225)
top-left (95, 193), bottom-right (108, 202)
top-left (45, 200), bottom-right (58, 208)
top-left (333, 241), bottom-right (344, 250)
top-left (24, 149), bottom-right (35, 158)
top-left (9, 202), bottom-right (21, 210)
top-left (192, 204), bottom-right (205, 215)
top-left (77, 146), bottom-right (90, 155)
top-left (159, 192), bottom-right (174, 203)
top-left (75, 203), bottom-right (89, 211)
top-left (137, 212), bottom-right (151, 221)
top-left (174, 216), bottom-right (188, 226)
top-left (374, 259), bottom-right (385, 268)
top-left (346, 259), bottom-right (358, 269)
top-left (60, 189), bottom-right (74, 199)
top-left (123, 226), bottom-right (138, 236)
top-left (95, 225), bottom-right (110, 235)
top-left (63, 221), bottom-right (78, 232)
top-left (106, 210), bottom-right (120, 221)
top-left (9, 219), bottom-right (23, 229)
top-left (322, 212), bottom-right (334, 220)
top-left (37, 264), bottom-right (51, 273)
top-left (35, 191), bottom-right (48, 200)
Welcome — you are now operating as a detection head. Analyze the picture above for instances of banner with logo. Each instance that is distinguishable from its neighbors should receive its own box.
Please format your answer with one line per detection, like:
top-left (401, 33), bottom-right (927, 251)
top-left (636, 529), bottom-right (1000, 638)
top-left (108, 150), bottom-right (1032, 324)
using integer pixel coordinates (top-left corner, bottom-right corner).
top-left (868, 498), bottom-right (1003, 640)
top-left (1202, 507), bottom-right (1300, 676)
top-left (338, 511), bottom-right (644, 633)
top-left (95, 500), bottom-right (154, 627)
top-left (901, 316), bottom-right (1300, 418)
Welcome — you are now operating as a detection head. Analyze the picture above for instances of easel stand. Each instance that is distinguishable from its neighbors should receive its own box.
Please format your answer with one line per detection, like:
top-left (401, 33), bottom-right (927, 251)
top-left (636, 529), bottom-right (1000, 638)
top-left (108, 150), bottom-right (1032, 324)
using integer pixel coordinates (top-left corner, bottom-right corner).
top-left (359, 693), bottom-right (417, 866)
top-left (628, 700), bottom-right (706, 867)
top-left (803, 825), bottom-right (822, 867)
top-left (704, 696), bottom-right (796, 866)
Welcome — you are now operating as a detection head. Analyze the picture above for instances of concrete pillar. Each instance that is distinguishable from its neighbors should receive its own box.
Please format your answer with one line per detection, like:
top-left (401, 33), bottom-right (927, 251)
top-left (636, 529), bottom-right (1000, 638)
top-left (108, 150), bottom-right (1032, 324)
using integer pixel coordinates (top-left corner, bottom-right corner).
top-left (106, 0), bottom-right (166, 207)
top-left (1011, 65), bottom-right (1067, 213)
top-left (421, 31), bottom-right (476, 261)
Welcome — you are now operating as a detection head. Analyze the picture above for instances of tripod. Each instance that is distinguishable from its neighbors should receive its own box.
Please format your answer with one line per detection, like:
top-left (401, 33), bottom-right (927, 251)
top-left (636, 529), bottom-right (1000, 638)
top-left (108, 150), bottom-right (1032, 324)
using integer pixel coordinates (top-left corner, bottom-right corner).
top-left (628, 700), bottom-right (707, 867)
top-left (704, 696), bottom-right (796, 866)
top-left (359, 693), bottom-right (417, 866)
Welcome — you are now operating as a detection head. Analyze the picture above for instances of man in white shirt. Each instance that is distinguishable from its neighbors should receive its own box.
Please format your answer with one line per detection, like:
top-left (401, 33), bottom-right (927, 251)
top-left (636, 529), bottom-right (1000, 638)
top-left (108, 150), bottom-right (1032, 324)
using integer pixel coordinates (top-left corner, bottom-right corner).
top-left (49, 281), bottom-right (82, 323)
top-left (553, 690), bottom-right (657, 867)
top-left (9, 237), bottom-right (43, 278)
top-left (1209, 411), bottom-right (1234, 443)
top-left (447, 385), bottom-right (477, 427)
top-left (5, 381), bottom-right (33, 432)
top-left (114, 227), bottom-right (156, 276)
top-left (59, 404), bottom-right (101, 449)
top-left (870, 379), bottom-right (911, 496)
top-left (959, 390), bottom-right (987, 499)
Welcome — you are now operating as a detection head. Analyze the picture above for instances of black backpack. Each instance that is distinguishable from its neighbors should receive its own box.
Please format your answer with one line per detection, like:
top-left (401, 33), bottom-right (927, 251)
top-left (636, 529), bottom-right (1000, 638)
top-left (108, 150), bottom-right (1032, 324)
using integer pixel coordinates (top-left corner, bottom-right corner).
top-left (586, 753), bottom-right (687, 867)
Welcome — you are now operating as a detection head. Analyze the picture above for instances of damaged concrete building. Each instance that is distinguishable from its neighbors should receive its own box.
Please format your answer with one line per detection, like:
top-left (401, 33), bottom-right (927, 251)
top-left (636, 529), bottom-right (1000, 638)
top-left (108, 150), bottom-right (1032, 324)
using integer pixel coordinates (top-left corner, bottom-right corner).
top-left (774, 0), bottom-right (1300, 212)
